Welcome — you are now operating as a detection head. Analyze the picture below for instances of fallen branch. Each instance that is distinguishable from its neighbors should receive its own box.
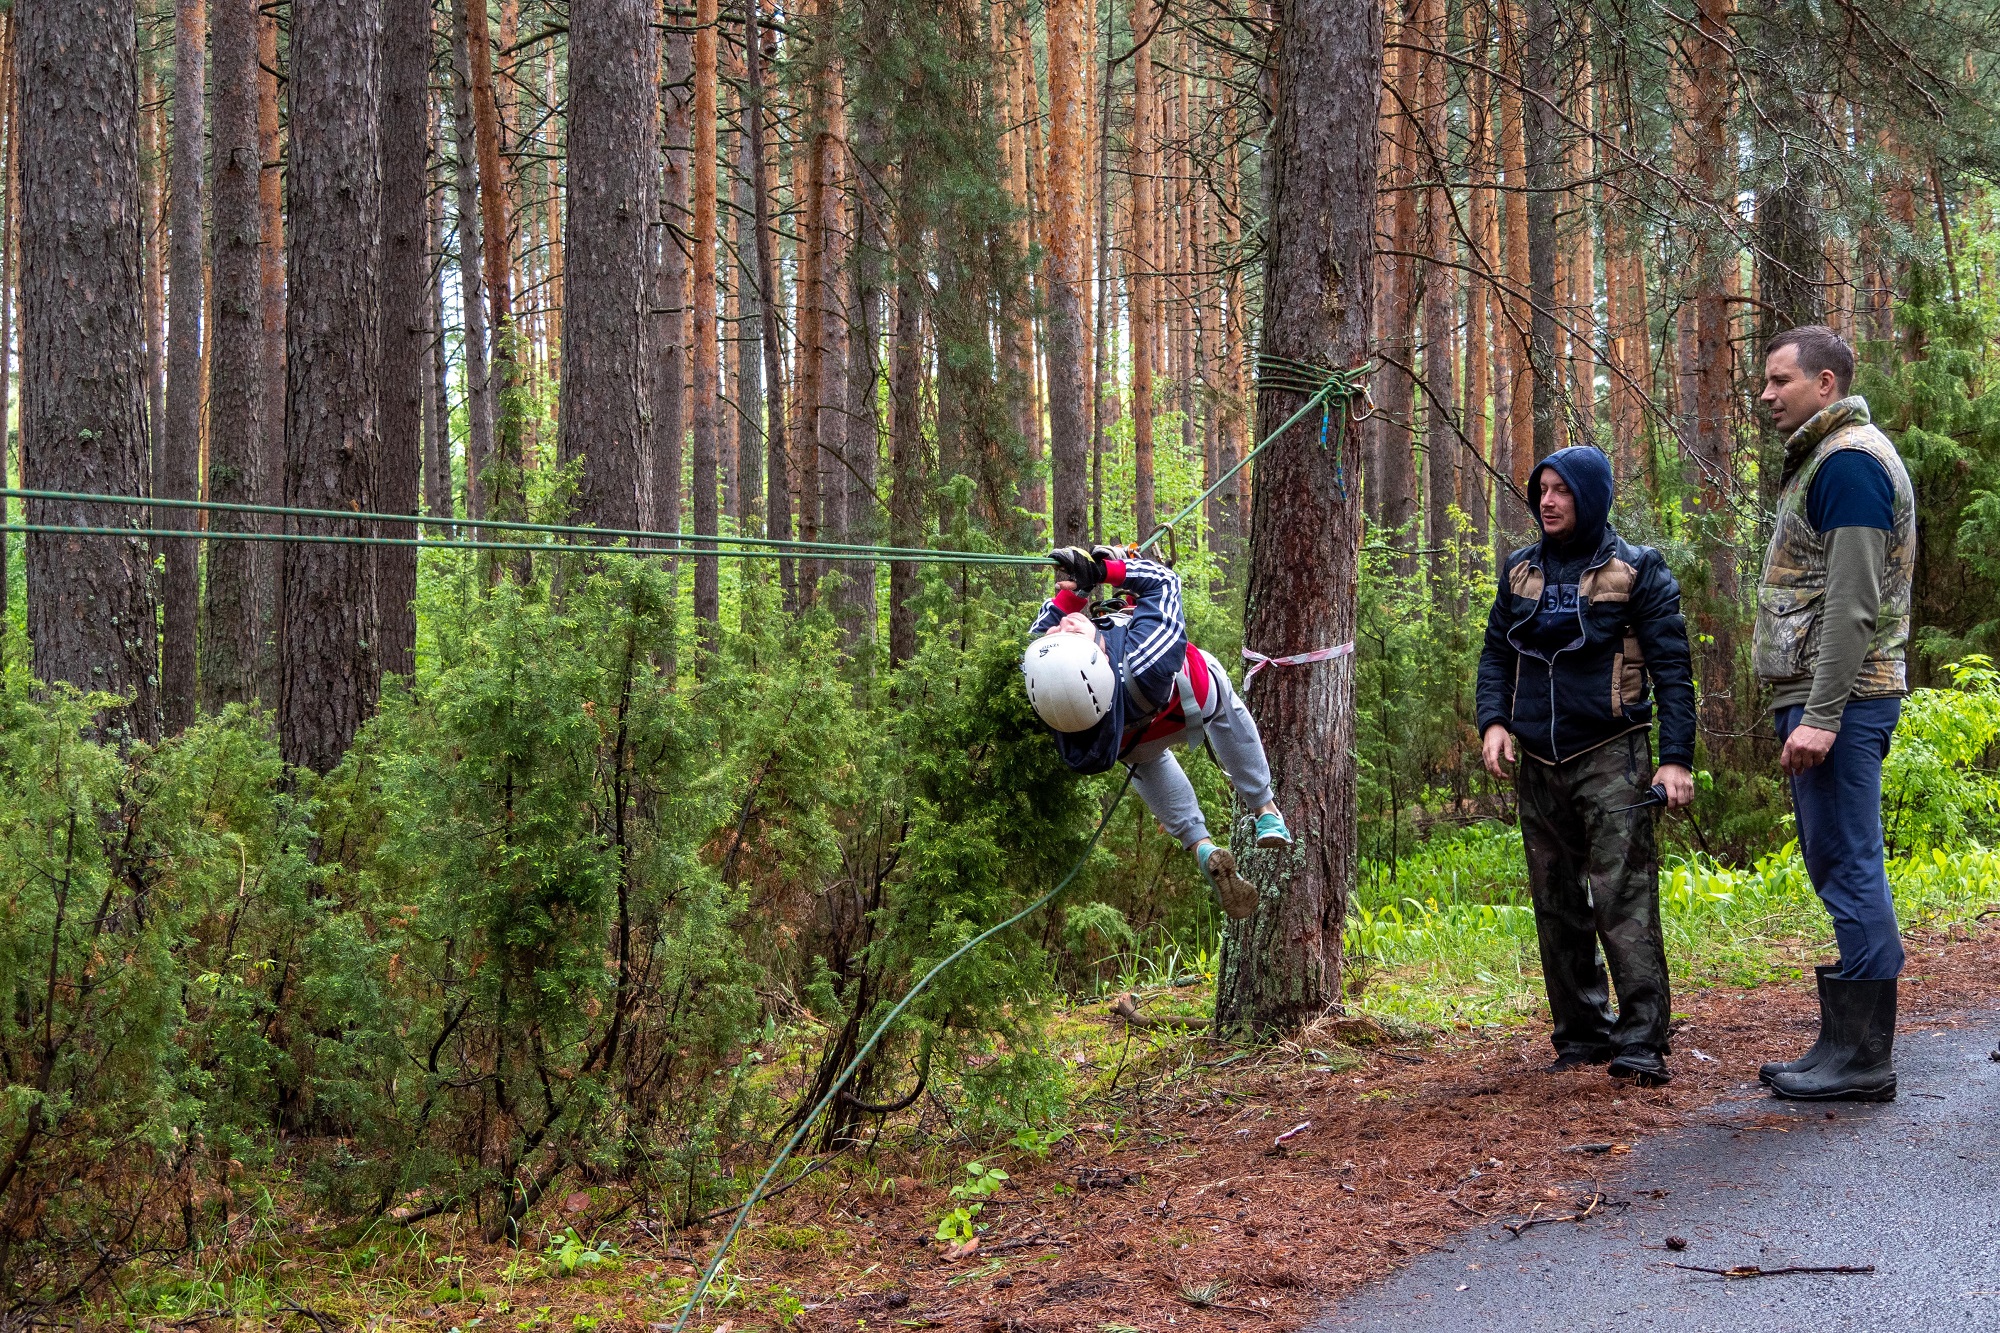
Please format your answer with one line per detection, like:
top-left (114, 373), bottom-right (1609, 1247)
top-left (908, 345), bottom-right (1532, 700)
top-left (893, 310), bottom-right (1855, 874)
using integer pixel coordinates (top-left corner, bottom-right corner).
top-left (1666, 1262), bottom-right (1876, 1279)
top-left (1502, 1191), bottom-right (1624, 1238)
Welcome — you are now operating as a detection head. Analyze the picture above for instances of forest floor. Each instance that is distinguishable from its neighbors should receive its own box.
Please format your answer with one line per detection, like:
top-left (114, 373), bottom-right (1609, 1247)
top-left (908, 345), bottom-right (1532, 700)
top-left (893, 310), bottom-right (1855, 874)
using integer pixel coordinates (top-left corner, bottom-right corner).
top-left (118, 918), bottom-right (2000, 1333)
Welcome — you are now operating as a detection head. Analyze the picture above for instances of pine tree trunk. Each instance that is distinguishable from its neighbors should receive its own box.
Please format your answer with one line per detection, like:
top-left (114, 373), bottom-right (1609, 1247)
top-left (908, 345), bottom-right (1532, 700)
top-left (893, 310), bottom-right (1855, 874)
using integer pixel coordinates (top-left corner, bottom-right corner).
top-left (691, 0), bottom-right (722, 628)
top-left (1460, 7), bottom-right (1492, 547)
top-left (841, 111), bottom-right (884, 645)
top-left (450, 8), bottom-right (495, 521)
top-left (1214, 0), bottom-right (1378, 1037)
top-left (202, 0), bottom-right (264, 709)
top-left (811, 55), bottom-right (848, 557)
top-left (1417, 0), bottom-right (1455, 582)
top-left (1213, 44), bottom-right (1244, 573)
top-left (1565, 52), bottom-right (1596, 431)
top-left (161, 0), bottom-right (205, 732)
top-left (1128, 0), bottom-right (1158, 541)
top-left (1521, 0), bottom-right (1558, 462)
top-left (255, 6), bottom-right (284, 699)
top-left (1497, 3), bottom-right (1532, 537)
top-left (463, 0), bottom-right (521, 520)
top-left (887, 163), bottom-right (924, 665)
top-left (747, 0), bottom-right (790, 600)
top-left (377, 0), bottom-right (428, 678)
top-left (656, 21), bottom-right (691, 539)
top-left (1043, 0), bottom-right (1089, 543)
top-left (280, 0), bottom-right (383, 774)
top-left (142, 69), bottom-right (165, 526)
top-left (1373, 0), bottom-right (1418, 554)
top-left (733, 100), bottom-right (764, 534)
top-left (425, 172), bottom-right (453, 519)
top-left (560, 0), bottom-right (658, 536)
top-left (0, 22), bottom-right (15, 635)
top-left (19, 0), bottom-right (160, 742)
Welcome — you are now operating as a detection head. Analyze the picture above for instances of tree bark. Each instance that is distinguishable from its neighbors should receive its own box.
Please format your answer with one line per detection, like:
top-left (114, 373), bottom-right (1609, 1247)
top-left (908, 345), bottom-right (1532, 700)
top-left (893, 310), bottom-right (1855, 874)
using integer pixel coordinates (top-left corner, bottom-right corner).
top-left (656, 19), bottom-right (690, 540)
top-left (463, 0), bottom-right (521, 521)
top-left (1214, 0), bottom-right (1377, 1037)
top-left (448, 8), bottom-right (495, 522)
top-left (746, 0), bottom-right (791, 601)
top-left (19, 0), bottom-right (161, 742)
top-left (280, 0), bottom-right (383, 774)
top-left (256, 5), bottom-right (285, 698)
top-left (1521, 0), bottom-right (1559, 463)
top-left (425, 170), bottom-right (453, 519)
top-left (1417, 0), bottom-right (1455, 581)
top-left (560, 0), bottom-right (658, 536)
top-left (691, 0), bottom-right (722, 628)
top-left (1460, 5), bottom-right (1493, 548)
top-left (202, 0), bottom-right (264, 710)
top-left (732, 99), bottom-right (763, 534)
top-left (377, 0), bottom-right (429, 678)
top-left (1370, 0), bottom-right (1418, 555)
top-left (1497, 1), bottom-right (1532, 538)
top-left (161, 0), bottom-right (205, 732)
top-left (1128, 0), bottom-right (1157, 543)
top-left (1043, 0), bottom-right (1089, 543)
top-left (887, 162), bottom-right (924, 666)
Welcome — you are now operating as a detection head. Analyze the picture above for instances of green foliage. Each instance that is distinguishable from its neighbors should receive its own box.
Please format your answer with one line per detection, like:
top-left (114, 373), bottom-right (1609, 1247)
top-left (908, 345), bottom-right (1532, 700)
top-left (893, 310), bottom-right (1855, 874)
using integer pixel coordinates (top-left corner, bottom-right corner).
top-left (1882, 656), bottom-right (2000, 854)
top-left (934, 1159), bottom-right (1008, 1242)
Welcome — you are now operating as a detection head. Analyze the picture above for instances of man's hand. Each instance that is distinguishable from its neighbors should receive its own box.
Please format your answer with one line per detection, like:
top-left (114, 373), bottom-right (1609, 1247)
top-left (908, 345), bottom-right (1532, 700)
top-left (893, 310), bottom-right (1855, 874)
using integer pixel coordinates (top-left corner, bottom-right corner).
top-left (1781, 723), bottom-right (1838, 776)
top-left (1652, 763), bottom-right (1695, 810)
top-left (1049, 546), bottom-right (1107, 589)
top-left (1481, 724), bottom-right (1516, 780)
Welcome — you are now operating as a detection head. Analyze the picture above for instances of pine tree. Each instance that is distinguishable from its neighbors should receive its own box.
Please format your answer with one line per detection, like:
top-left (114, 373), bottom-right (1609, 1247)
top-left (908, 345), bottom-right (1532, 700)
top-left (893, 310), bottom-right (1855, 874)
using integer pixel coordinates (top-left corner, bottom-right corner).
top-left (161, 0), bottom-right (204, 732)
top-left (377, 0), bottom-right (430, 677)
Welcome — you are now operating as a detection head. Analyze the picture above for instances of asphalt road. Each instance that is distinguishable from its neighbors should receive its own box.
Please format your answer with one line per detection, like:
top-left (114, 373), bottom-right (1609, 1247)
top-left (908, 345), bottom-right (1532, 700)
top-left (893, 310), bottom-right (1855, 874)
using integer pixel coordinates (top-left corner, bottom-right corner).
top-left (1312, 1020), bottom-right (2000, 1332)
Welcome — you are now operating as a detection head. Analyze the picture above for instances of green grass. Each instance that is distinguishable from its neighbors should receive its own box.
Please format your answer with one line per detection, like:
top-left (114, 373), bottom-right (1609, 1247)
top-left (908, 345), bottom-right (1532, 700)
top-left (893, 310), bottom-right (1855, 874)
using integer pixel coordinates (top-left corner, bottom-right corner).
top-left (1346, 823), bottom-right (2000, 1028)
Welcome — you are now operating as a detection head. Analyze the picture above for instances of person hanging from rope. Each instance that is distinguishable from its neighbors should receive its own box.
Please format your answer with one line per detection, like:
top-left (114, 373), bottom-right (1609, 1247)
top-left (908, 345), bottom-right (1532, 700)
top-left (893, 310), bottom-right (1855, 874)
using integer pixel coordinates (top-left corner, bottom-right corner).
top-left (1020, 544), bottom-right (1291, 919)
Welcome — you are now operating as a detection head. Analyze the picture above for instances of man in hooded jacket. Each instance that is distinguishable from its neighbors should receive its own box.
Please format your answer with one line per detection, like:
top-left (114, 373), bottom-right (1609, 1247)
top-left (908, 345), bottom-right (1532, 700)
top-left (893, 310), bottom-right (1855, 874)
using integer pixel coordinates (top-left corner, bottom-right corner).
top-left (1476, 446), bottom-right (1697, 1087)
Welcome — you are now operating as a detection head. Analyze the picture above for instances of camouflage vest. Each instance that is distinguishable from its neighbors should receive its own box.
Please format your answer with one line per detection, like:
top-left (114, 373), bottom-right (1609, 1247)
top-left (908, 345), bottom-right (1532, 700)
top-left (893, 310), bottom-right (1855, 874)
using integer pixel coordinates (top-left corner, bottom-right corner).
top-left (1751, 397), bottom-right (1916, 694)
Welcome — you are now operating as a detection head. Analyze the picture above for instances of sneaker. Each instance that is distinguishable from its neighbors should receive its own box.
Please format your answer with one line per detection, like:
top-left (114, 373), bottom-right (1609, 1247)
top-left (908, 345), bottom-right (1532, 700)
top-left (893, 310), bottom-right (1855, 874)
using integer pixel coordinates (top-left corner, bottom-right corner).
top-left (1607, 1049), bottom-right (1673, 1088)
top-left (1197, 843), bottom-right (1259, 920)
top-left (1254, 812), bottom-right (1293, 848)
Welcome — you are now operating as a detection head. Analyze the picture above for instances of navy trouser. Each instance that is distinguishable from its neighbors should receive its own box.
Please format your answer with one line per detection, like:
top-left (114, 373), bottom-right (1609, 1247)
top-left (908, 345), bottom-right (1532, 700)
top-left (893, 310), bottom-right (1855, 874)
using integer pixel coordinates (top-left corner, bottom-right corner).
top-left (1778, 696), bottom-right (1904, 981)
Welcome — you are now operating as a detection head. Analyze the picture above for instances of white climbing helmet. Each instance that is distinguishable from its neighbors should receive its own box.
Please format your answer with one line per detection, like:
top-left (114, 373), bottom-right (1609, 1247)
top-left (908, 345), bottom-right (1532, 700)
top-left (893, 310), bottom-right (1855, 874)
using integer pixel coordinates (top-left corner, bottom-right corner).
top-left (1022, 631), bottom-right (1117, 732)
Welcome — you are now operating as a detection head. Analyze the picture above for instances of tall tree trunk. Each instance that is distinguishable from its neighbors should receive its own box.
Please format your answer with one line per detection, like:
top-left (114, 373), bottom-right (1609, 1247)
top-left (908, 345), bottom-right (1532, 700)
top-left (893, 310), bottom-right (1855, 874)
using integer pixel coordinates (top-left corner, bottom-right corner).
top-left (142, 67), bottom-right (165, 522)
top-left (560, 0), bottom-right (658, 535)
top-left (842, 112), bottom-right (884, 646)
top-left (1372, 0), bottom-right (1418, 554)
top-left (1128, 0), bottom-right (1158, 542)
top-left (691, 0), bottom-right (722, 628)
top-left (463, 0), bottom-right (521, 520)
top-left (746, 0), bottom-right (791, 602)
top-left (1088, 2), bottom-right (1115, 544)
top-left (1461, 7), bottom-right (1493, 548)
top-left (162, 0), bottom-right (205, 732)
top-left (1565, 51), bottom-right (1596, 433)
top-left (449, 9), bottom-right (495, 522)
top-left (1497, 2), bottom-right (1532, 537)
top-left (810, 51), bottom-right (847, 558)
top-left (887, 163), bottom-right (924, 666)
top-left (0, 21), bottom-right (15, 637)
top-left (1417, 0), bottom-right (1455, 583)
top-left (377, 0), bottom-right (428, 678)
top-left (1521, 0), bottom-right (1558, 462)
top-left (1043, 0), bottom-right (1089, 542)
top-left (425, 172), bottom-right (453, 519)
top-left (1214, 0), bottom-right (1378, 1037)
top-left (19, 0), bottom-right (160, 741)
top-left (280, 0), bottom-right (383, 774)
top-left (202, 0), bottom-right (264, 709)
top-left (656, 20), bottom-right (690, 539)
top-left (1686, 0), bottom-right (1738, 742)
top-left (733, 101), bottom-right (763, 534)
top-left (1213, 44), bottom-right (1245, 574)
top-left (256, 7), bottom-right (285, 695)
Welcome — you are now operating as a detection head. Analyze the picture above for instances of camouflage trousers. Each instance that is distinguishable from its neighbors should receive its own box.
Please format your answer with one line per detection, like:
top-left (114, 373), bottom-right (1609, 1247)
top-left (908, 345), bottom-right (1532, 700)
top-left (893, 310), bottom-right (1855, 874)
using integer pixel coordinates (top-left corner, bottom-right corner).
top-left (1515, 730), bottom-right (1672, 1059)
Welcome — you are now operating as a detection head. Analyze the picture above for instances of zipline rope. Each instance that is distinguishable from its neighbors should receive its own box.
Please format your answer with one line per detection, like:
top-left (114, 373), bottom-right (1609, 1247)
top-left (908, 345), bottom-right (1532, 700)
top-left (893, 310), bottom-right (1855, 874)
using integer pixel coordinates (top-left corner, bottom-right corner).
top-left (667, 771), bottom-right (1134, 1333)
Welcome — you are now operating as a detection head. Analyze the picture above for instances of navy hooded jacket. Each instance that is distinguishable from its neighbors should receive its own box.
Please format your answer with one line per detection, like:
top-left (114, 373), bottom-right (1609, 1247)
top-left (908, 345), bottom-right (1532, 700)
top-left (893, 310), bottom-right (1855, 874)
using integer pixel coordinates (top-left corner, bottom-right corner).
top-left (1475, 446), bottom-right (1697, 768)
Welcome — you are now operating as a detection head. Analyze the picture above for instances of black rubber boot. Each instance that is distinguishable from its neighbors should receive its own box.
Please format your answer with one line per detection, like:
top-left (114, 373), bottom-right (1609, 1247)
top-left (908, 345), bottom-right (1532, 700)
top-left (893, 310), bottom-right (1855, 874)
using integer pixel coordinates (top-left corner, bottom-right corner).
top-left (1608, 1049), bottom-right (1672, 1087)
top-left (1769, 976), bottom-right (1897, 1102)
top-left (1759, 965), bottom-right (1838, 1087)
top-left (1547, 1046), bottom-right (1612, 1074)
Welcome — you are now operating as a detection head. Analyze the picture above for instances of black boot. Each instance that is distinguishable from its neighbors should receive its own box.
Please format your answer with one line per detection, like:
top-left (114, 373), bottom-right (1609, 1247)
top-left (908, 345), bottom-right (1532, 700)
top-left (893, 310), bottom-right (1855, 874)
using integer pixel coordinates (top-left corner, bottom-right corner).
top-left (1769, 976), bottom-right (1897, 1102)
top-left (1759, 965), bottom-right (1838, 1087)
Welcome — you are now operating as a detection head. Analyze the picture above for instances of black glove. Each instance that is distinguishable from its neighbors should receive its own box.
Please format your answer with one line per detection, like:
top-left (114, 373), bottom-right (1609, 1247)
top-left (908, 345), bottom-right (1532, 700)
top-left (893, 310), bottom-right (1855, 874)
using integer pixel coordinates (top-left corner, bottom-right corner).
top-left (1048, 545), bottom-right (1108, 589)
top-left (1090, 544), bottom-right (1129, 572)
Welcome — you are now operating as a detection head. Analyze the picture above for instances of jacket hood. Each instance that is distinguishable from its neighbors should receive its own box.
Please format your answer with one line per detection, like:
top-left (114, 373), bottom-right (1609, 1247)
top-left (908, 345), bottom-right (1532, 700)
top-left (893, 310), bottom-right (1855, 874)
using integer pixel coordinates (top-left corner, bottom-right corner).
top-left (1530, 445), bottom-right (1615, 555)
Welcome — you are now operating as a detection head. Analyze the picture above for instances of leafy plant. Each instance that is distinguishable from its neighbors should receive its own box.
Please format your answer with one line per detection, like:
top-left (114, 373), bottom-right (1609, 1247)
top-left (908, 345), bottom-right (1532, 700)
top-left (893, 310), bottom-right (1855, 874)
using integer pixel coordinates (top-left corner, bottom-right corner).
top-left (543, 1228), bottom-right (621, 1278)
top-left (934, 1160), bottom-right (1009, 1242)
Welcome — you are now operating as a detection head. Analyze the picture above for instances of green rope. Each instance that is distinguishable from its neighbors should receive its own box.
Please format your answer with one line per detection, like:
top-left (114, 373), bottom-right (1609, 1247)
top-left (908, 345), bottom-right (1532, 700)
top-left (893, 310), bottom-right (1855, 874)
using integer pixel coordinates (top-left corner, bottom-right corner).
top-left (0, 524), bottom-right (1027, 566)
top-left (1136, 358), bottom-right (1372, 557)
top-left (667, 771), bottom-right (1134, 1333)
top-left (0, 487), bottom-right (1048, 567)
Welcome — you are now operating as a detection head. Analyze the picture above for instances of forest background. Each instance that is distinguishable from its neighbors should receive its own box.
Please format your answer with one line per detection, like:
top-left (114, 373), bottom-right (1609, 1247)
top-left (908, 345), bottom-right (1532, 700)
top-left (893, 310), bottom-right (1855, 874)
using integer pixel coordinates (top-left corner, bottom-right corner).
top-left (2, 0), bottom-right (2000, 1316)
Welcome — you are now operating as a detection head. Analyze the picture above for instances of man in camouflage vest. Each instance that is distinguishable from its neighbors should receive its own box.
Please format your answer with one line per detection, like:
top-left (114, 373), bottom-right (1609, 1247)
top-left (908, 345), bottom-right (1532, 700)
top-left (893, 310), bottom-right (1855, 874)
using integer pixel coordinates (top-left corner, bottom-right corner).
top-left (1753, 325), bottom-right (1917, 1103)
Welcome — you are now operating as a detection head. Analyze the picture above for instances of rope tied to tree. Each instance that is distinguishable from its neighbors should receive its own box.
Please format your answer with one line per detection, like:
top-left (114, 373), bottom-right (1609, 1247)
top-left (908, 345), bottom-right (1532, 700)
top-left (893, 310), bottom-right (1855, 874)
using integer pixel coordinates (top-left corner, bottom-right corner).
top-left (1136, 357), bottom-right (1373, 561)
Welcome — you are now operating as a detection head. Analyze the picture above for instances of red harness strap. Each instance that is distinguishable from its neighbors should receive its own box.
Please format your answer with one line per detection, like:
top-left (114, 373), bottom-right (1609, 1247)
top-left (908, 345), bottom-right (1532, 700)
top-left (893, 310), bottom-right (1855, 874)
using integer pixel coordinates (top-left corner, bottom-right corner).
top-left (1121, 643), bottom-right (1212, 753)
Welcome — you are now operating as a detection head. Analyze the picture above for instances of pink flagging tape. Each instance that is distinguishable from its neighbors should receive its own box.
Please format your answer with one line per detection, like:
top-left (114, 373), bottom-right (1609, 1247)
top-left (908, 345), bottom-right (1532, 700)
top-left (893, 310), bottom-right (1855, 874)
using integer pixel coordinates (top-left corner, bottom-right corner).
top-left (1241, 641), bottom-right (1356, 686)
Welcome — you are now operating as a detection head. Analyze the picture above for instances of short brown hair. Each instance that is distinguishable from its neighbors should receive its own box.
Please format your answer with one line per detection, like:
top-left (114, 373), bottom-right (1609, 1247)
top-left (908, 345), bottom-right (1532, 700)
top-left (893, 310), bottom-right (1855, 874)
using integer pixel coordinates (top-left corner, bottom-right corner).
top-left (1765, 325), bottom-right (1855, 394)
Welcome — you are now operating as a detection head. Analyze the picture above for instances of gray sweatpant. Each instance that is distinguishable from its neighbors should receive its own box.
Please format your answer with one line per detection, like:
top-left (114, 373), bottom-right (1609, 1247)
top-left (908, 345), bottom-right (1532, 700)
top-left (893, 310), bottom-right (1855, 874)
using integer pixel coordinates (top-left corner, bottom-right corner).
top-left (1124, 649), bottom-right (1276, 847)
